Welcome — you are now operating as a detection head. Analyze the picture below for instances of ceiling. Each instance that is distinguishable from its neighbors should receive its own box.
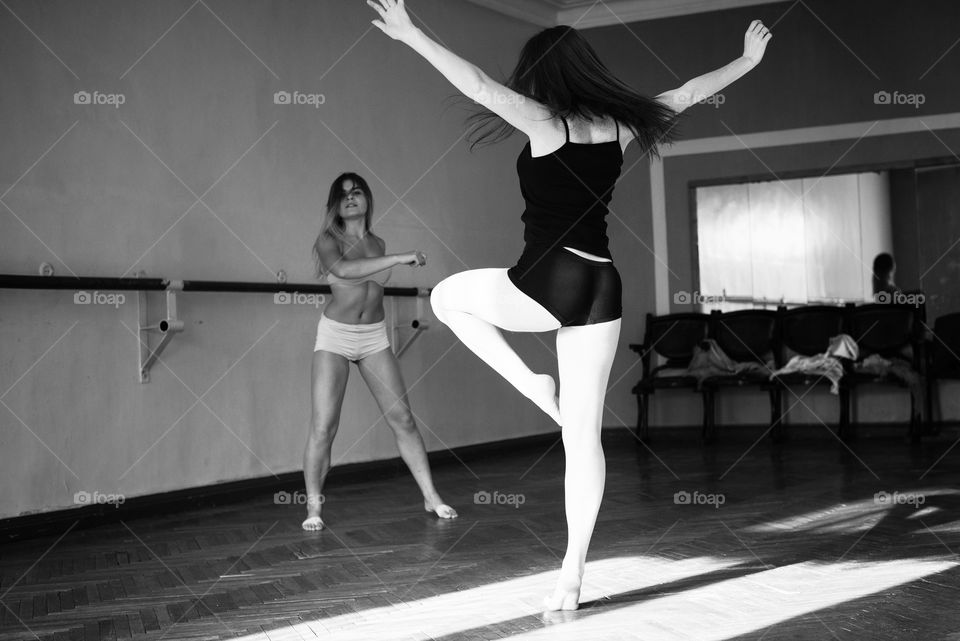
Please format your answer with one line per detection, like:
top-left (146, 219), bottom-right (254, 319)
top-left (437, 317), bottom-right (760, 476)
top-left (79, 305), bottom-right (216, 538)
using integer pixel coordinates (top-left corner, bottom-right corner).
top-left (463, 0), bottom-right (790, 28)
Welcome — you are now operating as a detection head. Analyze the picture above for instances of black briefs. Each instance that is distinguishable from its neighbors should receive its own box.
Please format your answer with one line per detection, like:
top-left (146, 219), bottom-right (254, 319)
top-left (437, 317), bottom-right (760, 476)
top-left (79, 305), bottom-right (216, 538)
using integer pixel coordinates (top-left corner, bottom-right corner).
top-left (507, 244), bottom-right (622, 327)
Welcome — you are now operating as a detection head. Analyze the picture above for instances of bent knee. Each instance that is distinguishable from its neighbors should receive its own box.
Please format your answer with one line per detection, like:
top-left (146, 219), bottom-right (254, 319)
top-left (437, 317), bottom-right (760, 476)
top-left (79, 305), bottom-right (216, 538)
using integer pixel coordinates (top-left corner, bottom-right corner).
top-left (430, 280), bottom-right (451, 321)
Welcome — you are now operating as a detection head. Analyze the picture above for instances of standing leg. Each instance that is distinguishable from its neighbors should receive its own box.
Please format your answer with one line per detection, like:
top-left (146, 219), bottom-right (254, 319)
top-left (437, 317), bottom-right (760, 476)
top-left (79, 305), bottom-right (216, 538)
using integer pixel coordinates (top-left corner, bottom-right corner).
top-left (356, 347), bottom-right (456, 518)
top-left (431, 268), bottom-right (563, 424)
top-left (545, 317), bottom-right (621, 610)
top-left (302, 350), bottom-right (350, 530)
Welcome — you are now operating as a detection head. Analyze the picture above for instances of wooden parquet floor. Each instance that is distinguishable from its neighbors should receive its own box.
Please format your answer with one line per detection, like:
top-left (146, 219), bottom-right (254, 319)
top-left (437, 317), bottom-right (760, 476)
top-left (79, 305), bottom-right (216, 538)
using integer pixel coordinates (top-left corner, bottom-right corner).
top-left (3, 425), bottom-right (960, 641)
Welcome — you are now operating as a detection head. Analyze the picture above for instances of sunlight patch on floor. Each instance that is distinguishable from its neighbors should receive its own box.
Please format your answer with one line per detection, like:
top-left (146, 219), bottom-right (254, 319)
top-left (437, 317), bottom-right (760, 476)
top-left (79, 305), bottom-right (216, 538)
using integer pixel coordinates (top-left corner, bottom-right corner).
top-left (503, 558), bottom-right (957, 641)
top-left (231, 557), bottom-right (955, 640)
top-left (745, 489), bottom-right (960, 534)
top-left (231, 555), bottom-right (744, 640)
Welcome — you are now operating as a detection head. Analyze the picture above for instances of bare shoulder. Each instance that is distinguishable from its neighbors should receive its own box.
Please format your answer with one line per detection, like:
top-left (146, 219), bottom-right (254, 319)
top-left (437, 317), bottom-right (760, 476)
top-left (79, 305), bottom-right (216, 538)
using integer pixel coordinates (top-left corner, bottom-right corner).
top-left (316, 232), bottom-right (341, 254)
top-left (314, 232), bottom-right (344, 277)
top-left (616, 120), bottom-right (635, 153)
top-left (527, 116), bottom-right (571, 157)
top-left (478, 76), bottom-right (555, 139)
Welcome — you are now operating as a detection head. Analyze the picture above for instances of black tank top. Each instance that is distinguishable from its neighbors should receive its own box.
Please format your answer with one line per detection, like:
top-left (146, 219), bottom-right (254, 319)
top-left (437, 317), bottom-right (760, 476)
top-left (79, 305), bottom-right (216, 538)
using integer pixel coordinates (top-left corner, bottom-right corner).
top-left (515, 117), bottom-right (624, 259)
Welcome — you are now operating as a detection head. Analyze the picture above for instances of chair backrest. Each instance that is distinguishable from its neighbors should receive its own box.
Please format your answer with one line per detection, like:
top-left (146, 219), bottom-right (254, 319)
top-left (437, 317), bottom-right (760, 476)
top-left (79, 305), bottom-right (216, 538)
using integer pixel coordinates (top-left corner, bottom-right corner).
top-left (710, 309), bottom-right (778, 365)
top-left (643, 312), bottom-right (710, 367)
top-left (847, 303), bottom-right (919, 358)
top-left (778, 305), bottom-right (845, 356)
top-left (931, 312), bottom-right (960, 376)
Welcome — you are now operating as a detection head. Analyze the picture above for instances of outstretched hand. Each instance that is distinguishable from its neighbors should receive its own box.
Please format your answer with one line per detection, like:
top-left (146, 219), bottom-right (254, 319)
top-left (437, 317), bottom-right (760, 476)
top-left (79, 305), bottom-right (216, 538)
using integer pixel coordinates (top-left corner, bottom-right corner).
top-left (743, 19), bottom-right (772, 66)
top-left (367, 0), bottom-right (417, 41)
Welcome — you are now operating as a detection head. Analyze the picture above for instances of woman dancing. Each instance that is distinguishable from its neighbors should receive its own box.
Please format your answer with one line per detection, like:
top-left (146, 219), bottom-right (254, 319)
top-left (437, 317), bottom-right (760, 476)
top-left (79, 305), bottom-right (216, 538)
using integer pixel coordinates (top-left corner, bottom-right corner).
top-left (303, 171), bottom-right (457, 531)
top-left (367, 0), bottom-right (770, 609)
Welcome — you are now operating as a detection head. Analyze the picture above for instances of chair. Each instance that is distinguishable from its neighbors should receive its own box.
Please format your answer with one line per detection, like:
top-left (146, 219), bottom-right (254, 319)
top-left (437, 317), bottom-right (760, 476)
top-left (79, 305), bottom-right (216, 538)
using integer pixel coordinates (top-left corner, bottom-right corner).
top-left (847, 303), bottom-right (925, 440)
top-left (926, 312), bottom-right (960, 432)
top-left (629, 312), bottom-right (710, 441)
top-left (769, 305), bottom-right (850, 439)
top-left (846, 302), bottom-right (926, 440)
top-left (701, 310), bottom-right (780, 442)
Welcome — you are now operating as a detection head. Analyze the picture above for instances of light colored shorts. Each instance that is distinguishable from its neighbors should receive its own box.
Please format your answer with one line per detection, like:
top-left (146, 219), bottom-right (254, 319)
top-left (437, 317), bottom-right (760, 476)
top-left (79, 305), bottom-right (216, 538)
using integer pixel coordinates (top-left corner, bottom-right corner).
top-left (314, 313), bottom-right (391, 362)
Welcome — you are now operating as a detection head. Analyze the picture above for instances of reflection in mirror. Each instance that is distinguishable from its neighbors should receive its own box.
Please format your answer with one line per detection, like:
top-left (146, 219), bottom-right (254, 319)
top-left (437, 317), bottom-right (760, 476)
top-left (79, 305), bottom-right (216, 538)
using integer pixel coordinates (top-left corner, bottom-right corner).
top-left (694, 171), bottom-right (892, 312)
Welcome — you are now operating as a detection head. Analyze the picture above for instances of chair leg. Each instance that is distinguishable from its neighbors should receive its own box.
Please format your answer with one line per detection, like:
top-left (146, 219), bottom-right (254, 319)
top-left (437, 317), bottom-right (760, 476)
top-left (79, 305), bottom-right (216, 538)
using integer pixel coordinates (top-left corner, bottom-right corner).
top-left (909, 391), bottom-right (922, 443)
top-left (925, 377), bottom-right (940, 436)
top-left (633, 391), bottom-right (640, 440)
top-left (769, 388), bottom-right (783, 443)
top-left (702, 388), bottom-right (715, 444)
top-left (839, 386), bottom-right (852, 441)
top-left (639, 392), bottom-right (650, 443)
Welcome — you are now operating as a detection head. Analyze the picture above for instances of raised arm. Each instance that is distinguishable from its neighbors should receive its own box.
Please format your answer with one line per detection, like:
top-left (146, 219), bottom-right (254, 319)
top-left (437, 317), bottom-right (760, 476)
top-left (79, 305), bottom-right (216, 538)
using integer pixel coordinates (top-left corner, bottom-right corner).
top-left (316, 234), bottom-right (423, 280)
top-left (656, 20), bottom-right (772, 114)
top-left (367, 0), bottom-right (552, 137)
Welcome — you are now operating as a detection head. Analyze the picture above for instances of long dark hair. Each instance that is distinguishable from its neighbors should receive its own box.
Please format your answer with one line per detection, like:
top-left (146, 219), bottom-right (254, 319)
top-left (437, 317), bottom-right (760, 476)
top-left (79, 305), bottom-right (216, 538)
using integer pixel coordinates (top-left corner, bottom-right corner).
top-left (312, 172), bottom-right (374, 278)
top-left (465, 26), bottom-right (680, 155)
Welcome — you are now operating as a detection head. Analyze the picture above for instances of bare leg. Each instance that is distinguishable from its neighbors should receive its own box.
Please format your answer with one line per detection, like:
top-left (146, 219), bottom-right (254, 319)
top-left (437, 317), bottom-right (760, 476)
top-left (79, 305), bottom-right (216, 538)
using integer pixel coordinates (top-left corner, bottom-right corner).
top-left (356, 347), bottom-right (456, 518)
top-left (544, 317), bottom-right (621, 610)
top-left (302, 350), bottom-right (350, 530)
top-left (430, 268), bottom-right (563, 424)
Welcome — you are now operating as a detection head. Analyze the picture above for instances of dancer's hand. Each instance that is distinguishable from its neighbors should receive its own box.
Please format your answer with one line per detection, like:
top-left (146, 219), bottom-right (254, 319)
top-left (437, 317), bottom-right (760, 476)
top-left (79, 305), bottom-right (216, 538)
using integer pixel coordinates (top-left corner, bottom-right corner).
top-left (368, 0), bottom-right (418, 42)
top-left (742, 19), bottom-right (772, 66)
top-left (399, 251), bottom-right (426, 267)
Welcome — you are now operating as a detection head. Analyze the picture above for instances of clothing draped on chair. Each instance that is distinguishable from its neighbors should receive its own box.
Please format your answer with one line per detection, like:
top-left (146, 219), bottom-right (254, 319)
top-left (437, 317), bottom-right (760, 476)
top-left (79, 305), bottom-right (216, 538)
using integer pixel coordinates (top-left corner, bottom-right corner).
top-left (769, 333), bottom-right (859, 394)
top-left (854, 354), bottom-right (925, 414)
top-left (685, 339), bottom-right (772, 389)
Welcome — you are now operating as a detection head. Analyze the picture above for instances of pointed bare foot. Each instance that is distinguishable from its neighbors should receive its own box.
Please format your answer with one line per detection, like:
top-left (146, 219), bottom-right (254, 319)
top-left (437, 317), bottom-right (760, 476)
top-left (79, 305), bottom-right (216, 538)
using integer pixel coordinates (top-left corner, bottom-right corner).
top-left (301, 515), bottom-right (324, 531)
top-left (526, 374), bottom-right (562, 426)
top-left (543, 573), bottom-right (581, 611)
top-left (424, 499), bottom-right (458, 519)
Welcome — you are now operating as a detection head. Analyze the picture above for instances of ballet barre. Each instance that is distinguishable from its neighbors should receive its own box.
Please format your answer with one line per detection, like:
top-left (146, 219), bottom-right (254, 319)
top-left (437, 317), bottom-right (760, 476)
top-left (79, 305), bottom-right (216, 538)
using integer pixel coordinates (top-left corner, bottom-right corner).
top-left (0, 272), bottom-right (431, 383)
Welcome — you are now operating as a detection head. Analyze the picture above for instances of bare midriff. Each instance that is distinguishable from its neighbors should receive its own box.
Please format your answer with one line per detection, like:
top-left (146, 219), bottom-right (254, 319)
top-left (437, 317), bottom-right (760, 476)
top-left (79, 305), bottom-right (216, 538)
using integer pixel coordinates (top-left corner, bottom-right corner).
top-left (323, 282), bottom-right (386, 324)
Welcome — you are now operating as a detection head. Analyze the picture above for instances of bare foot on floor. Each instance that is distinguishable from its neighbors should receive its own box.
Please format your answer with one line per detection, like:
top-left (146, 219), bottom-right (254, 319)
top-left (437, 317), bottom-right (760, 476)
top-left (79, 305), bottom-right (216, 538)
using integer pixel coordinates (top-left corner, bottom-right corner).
top-left (424, 499), bottom-right (458, 519)
top-left (301, 515), bottom-right (324, 531)
top-left (543, 572), bottom-right (581, 611)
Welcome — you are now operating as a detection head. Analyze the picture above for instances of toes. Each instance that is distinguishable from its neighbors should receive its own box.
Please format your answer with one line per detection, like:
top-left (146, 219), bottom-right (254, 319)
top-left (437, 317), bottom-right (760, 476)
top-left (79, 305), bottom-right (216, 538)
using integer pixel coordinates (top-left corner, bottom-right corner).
top-left (301, 516), bottom-right (324, 531)
top-left (543, 593), bottom-right (579, 612)
top-left (427, 503), bottom-right (458, 519)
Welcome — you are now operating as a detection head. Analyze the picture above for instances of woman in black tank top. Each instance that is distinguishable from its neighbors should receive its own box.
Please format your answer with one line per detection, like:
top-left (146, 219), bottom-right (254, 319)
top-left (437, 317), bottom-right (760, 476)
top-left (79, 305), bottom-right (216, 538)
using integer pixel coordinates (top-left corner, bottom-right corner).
top-left (369, 0), bottom-right (771, 611)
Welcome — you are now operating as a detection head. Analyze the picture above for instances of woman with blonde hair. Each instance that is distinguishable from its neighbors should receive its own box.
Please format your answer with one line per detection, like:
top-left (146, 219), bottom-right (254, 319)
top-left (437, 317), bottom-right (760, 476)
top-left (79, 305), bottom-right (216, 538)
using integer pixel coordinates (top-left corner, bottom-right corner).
top-left (302, 171), bottom-right (456, 531)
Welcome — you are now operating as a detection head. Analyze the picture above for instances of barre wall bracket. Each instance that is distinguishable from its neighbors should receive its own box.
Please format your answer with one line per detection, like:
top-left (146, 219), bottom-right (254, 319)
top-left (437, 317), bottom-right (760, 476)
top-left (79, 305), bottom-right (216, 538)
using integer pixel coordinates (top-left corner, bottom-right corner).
top-left (137, 274), bottom-right (185, 383)
top-left (392, 288), bottom-right (431, 359)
